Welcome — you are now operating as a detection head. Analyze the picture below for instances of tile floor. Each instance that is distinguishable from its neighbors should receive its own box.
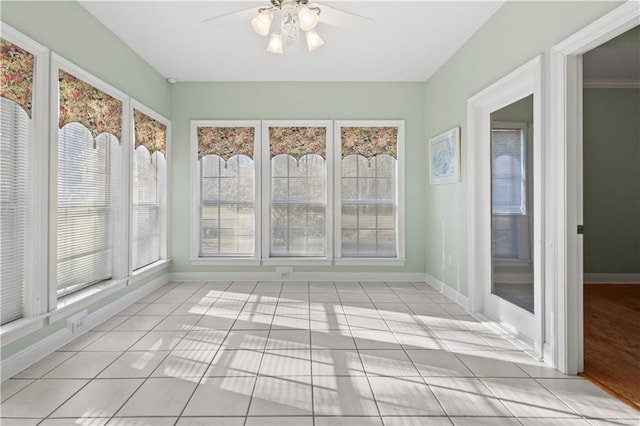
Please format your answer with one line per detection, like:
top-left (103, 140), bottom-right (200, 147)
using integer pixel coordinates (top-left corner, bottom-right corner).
top-left (1, 281), bottom-right (638, 426)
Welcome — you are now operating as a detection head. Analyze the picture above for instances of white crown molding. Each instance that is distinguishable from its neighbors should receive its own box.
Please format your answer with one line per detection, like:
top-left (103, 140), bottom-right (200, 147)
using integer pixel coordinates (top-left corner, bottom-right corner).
top-left (583, 79), bottom-right (640, 89)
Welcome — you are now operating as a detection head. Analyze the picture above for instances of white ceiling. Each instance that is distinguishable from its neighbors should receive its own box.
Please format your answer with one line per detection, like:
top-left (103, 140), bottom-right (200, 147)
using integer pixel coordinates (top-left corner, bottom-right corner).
top-left (79, 1), bottom-right (504, 82)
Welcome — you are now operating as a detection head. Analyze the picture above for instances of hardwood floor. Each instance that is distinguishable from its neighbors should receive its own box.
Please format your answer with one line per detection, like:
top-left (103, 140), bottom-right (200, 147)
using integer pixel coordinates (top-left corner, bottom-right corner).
top-left (582, 284), bottom-right (640, 410)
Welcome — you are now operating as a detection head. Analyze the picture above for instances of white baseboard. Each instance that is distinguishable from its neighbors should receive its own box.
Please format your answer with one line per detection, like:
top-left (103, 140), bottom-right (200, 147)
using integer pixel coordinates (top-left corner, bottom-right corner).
top-left (583, 273), bottom-right (640, 284)
top-left (1, 274), bottom-right (169, 382)
top-left (169, 271), bottom-right (426, 283)
top-left (424, 273), bottom-right (469, 310)
top-left (472, 311), bottom-right (542, 361)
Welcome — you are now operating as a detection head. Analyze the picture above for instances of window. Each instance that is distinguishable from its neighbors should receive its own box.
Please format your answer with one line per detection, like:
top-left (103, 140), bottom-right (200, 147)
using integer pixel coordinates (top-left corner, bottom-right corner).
top-left (132, 107), bottom-right (169, 270)
top-left (1, 34), bottom-right (42, 325)
top-left (192, 122), bottom-right (259, 259)
top-left (265, 123), bottom-right (331, 259)
top-left (338, 125), bottom-right (399, 258)
top-left (190, 120), bottom-right (404, 265)
top-left (55, 67), bottom-right (125, 297)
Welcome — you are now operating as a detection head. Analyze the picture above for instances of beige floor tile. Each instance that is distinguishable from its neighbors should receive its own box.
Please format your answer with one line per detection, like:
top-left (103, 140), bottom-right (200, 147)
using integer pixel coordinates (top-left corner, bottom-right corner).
top-left (44, 351), bottom-right (122, 379)
top-left (98, 351), bottom-right (169, 378)
top-left (248, 376), bottom-right (313, 416)
top-left (0, 379), bottom-right (88, 418)
top-left (182, 376), bottom-right (256, 416)
top-left (312, 376), bottom-right (378, 416)
top-left (116, 378), bottom-right (197, 417)
top-left (51, 378), bottom-right (143, 418)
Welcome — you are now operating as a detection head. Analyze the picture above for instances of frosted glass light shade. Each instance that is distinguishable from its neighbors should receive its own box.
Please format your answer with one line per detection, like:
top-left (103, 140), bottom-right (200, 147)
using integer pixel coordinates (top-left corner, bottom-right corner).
top-left (251, 10), bottom-right (273, 36)
top-left (267, 32), bottom-right (284, 54)
top-left (305, 29), bottom-right (324, 52)
top-left (297, 5), bottom-right (318, 31)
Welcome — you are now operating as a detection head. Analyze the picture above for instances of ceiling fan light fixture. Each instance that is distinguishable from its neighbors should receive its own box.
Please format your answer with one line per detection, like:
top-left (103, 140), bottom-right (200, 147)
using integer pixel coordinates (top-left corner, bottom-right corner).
top-left (267, 31), bottom-right (284, 54)
top-left (304, 29), bottom-right (324, 52)
top-left (251, 9), bottom-right (273, 36)
top-left (297, 5), bottom-right (319, 31)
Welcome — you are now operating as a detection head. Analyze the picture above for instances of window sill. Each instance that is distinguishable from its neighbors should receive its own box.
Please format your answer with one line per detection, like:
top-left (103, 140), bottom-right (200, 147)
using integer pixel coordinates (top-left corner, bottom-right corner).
top-left (0, 314), bottom-right (49, 346)
top-left (334, 257), bottom-right (407, 266)
top-left (50, 278), bottom-right (128, 323)
top-left (262, 258), bottom-right (333, 266)
top-left (191, 258), bottom-right (262, 266)
top-left (132, 259), bottom-right (172, 282)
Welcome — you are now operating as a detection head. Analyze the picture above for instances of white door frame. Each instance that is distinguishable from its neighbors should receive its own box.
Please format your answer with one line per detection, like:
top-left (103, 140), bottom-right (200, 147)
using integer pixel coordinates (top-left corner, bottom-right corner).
top-left (467, 56), bottom-right (544, 357)
top-left (549, 2), bottom-right (639, 374)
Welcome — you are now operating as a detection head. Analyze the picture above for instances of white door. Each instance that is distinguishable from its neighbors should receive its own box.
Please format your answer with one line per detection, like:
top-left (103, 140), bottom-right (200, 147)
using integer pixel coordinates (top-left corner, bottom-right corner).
top-left (468, 57), bottom-right (543, 358)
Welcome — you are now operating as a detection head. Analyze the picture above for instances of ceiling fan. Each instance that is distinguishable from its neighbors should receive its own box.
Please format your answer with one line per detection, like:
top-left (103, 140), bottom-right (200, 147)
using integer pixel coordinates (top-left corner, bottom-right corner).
top-left (202, 0), bottom-right (375, 54)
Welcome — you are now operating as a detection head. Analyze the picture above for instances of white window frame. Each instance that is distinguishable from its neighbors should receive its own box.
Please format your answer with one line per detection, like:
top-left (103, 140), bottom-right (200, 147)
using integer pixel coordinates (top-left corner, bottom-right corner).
top-left (261, 120), bottom-right (333, 266)
top-left (190, 120), bottom-right (262, 266)
top-left (334, 120), bottom-right (406, 266)
top-left (130, 99), bottom-right (171, 274)
top-left (0, 24), bottom-right (50, 330)
top-left (49, 54), bottom-right (130, 311)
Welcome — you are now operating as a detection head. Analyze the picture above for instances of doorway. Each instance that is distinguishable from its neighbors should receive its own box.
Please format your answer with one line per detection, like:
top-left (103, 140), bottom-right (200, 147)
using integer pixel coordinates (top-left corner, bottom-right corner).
top-left (549, 0), bottom-right (639, 377)
top-left (580, 25), bottom-right (640, 408)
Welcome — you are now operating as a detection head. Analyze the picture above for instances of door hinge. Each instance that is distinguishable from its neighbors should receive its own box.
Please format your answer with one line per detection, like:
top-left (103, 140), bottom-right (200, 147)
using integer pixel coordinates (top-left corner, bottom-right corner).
top-left (577, 225), bottom-right (584, 235)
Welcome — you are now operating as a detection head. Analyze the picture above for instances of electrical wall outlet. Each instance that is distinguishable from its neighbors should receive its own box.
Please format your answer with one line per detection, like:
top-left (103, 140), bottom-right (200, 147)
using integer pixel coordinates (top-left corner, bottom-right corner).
top-left (276, 267), bottom-right (293, 278)
top-left (66, 310), bottom-right (88, 334)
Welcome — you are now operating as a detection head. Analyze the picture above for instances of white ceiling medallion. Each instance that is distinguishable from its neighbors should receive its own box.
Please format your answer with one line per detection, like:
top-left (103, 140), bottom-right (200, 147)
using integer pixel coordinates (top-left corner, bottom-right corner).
top-left (251, 0), bottom-right (323, 54)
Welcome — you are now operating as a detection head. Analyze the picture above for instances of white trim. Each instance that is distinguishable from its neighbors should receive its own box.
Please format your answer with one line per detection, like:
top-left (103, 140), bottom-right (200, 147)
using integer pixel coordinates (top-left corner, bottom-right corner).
top-left (261, 120), bottom-right (334, 260)
top-left (130, 99), bottom-right (172, 267)
top-left (190, 258), bottom-right (261, 266)
top-left (583, 79), bottom-right (640, 89)
top-left (549, 1), bottom-right (640, 375)
top-left (0, 24), bottom-right (51, 320)
top-left (333, 120), bottom-right (406, 261)
top-left (262, 258), bottom-right (333, 266)
top-left (467, 55), bottom-right (544, 359)
top-left (190, 120), bottom-right (261, 261)
top-left (472, 310), bottom-right (541, 361)
top-left (0, 315), bottom-right (49, 347)
top-left (1, 273), bottom-right (169, 382)
top-left (334, 258), bottom-right (407, 266)
top-left (49, 53), bottom-right (130, 305)
top-left (424, 273), bottom-right (469, 310)
top-left (584, 273), bottom-right (640, 284)
top-left (169, 271), bottom-right (426, 283)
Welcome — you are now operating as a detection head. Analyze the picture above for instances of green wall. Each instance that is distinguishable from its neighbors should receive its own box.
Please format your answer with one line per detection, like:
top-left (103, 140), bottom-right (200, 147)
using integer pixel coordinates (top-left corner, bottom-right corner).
top-left (424, 1), bottom-right (622, 296)
top-left (583, 89), bottom-right (640, 273)
top-left (169, 82), bottom-right (426, 273)
top-left (1, 1), bottom-right (170, 116)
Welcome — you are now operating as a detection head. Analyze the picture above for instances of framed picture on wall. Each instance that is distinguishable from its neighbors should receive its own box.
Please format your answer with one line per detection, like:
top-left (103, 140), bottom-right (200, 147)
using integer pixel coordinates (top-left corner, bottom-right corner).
top-left (429, 127), bottom-right (460, 184)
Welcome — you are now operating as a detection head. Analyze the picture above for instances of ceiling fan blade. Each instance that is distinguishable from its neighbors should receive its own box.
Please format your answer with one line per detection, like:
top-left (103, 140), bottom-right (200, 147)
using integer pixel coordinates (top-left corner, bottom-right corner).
top-left (312, 3), bottom-right (375, 30)
top-left (202, 6), bottom-right (260, 29)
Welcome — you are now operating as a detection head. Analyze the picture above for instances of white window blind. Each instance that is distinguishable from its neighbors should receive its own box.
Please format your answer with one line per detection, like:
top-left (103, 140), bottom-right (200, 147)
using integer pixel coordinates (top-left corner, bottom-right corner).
top-left (57, 123), bottom-right (120, 296)
top-left (132, 148), bottom-right (163, 269)
top-left (341, 155), bottom-right (397, 257)
top-left (1, 98), bottom-right (29, 324)
top-left (271, 154), bottom-right (326, 257)
top-left (200, 155), bottom-right (255, 256)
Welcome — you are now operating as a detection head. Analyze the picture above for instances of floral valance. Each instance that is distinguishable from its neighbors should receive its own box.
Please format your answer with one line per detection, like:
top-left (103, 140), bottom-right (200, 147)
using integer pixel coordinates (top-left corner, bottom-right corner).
top-left (58, 69), bottom-right (122, 141)
top-left (341, 127), bottom-right (398, 159)
top-left (0, 38), bottom-right (35, 118)
top-left (134, 109), bottom-right (166, 157)
top-left (269, 127), bottom-right (326, 159)
top-left (197, 126), bottom-right (255, 161)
